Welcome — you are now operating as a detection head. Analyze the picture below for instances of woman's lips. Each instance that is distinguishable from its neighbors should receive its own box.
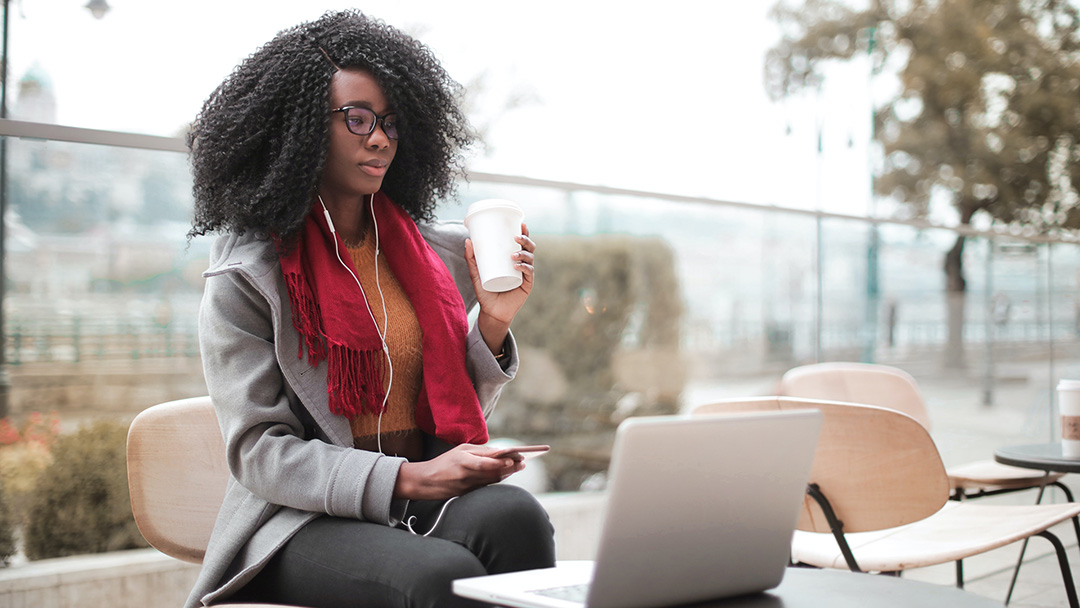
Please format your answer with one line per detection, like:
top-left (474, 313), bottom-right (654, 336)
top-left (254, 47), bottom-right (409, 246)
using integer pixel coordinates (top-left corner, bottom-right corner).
top-left (359, 160), bottom-right (389, 177)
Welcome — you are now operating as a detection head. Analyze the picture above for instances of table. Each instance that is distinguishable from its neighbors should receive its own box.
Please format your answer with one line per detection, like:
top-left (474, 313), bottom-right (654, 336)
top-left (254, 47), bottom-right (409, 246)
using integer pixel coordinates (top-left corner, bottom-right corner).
top-left (995, 442), bottom-right (1080, 474)
top-left (993, 442), bottom-right (1080, 607)
top-left (458, 567), bottom-right (1004, 607)
top-left (676, 568), bottom-right (1003, 607)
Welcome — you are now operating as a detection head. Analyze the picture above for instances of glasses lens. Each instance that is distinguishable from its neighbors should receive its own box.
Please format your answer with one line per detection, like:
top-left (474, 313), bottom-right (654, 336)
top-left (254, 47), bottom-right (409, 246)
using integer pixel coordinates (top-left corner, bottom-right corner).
top-left (383, 115), bottom-right (399, 140)
top-left (344, 108), bottom-right (376, 135)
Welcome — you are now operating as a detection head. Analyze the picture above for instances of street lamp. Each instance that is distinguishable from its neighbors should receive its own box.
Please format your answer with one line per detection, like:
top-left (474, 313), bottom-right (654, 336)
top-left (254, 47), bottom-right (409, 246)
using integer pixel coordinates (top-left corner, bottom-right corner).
top-left (84, 0), bottom-right (110, 20)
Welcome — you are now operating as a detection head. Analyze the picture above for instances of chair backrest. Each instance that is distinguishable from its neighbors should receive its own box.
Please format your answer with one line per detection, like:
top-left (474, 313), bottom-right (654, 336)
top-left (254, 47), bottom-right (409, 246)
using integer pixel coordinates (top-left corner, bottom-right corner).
top-left (777, 362), bottom-right (933, 430)
top-left (690, 397), bottom-right (949, 533)
top-left (127, 396), bottom-right (229, 564)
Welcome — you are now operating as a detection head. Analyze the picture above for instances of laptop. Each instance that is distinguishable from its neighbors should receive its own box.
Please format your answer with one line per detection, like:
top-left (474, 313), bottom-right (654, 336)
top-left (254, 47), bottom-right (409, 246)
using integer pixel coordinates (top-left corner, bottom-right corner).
top-left (454, 409), bottom-right (823, 608)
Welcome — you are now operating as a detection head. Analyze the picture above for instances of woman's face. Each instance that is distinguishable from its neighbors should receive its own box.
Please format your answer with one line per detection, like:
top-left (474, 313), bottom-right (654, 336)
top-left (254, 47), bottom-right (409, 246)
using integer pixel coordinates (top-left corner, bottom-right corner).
top-left (320, 69), bottom-right (398, 198)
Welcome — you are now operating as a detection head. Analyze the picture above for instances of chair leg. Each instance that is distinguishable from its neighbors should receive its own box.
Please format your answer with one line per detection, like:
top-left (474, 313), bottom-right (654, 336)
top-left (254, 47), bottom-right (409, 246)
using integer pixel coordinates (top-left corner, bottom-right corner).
top-left (1004, 484), bottom-right (1050, 605)
top-left (1063, 490), bottom-right (1080, 550)
top-left (1035, 530), bottom-right (1079, 608)
top-left (1052, 480), bottom-right (1074, 503)
top-left (806, 483), bottom-right (863, 573)
top-left (955, 559), bottom-right (964, 589)
top-left (1036, 481), bottom-right (1079, 546)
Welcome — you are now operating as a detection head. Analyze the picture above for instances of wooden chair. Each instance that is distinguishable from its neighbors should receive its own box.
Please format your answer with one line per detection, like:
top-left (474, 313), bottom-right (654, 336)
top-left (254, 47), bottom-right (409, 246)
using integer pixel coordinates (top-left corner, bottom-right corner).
top-left (777, 362), bottom-right (1070, 501)
top-left (691, 397), bottom-right (1080, 608)
top-left (126, 396), bottom-right (297, 607)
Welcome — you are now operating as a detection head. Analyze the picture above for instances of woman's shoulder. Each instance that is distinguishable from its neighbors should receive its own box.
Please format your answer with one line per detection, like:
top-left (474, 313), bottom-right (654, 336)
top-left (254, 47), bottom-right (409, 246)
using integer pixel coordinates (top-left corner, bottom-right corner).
top-left (418, 220), bottom-right (472, 299)
top-left (203, 231), bottom-right (280, 278)
top-left (418, 219), bottom-right (468, 255)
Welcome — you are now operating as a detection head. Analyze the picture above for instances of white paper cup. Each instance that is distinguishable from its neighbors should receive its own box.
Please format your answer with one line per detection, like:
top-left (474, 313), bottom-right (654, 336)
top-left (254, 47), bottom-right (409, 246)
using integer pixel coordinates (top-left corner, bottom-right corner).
top-left (464, 199), bottom-right (524, 293)
top-left (1060, 379), bottom-right (1080, 457)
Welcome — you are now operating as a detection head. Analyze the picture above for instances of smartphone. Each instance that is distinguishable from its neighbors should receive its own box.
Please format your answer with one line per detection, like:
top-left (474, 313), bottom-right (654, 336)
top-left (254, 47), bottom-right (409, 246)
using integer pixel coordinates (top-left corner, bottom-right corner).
top-left (489, 444), bottom-right (550, 461)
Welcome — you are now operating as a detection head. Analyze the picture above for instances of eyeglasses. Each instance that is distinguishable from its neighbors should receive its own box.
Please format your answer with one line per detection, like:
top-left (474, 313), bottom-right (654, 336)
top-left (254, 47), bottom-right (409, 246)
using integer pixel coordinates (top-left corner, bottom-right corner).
top-left (331, 106), bottom-right (400, 140)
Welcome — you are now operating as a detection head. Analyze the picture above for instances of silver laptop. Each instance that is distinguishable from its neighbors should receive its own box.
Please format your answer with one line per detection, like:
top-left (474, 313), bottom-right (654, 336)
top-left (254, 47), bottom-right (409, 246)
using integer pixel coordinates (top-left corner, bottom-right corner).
top-left (454, 409), bottom-right (822, 608)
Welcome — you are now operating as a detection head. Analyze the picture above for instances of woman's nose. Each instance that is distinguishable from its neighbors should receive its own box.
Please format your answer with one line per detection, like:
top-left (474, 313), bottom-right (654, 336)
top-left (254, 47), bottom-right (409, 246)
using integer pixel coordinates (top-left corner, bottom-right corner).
top-left (366, 123), bottom-right (392, 149)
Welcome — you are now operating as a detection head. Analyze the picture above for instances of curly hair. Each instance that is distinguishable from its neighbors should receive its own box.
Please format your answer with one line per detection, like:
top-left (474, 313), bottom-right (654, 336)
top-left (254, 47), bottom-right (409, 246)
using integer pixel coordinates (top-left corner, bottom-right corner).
top-left (187, 10), bottom-right (474, 244)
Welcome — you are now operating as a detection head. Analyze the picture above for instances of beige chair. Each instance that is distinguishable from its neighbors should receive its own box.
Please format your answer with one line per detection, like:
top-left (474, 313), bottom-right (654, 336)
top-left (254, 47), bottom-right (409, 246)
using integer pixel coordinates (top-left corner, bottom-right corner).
top-left (691, 397), bottom-right (1080, 608)
top-left (127, 396), bottom-right (297, 607)
top-left (777, 362), bottom-right (1070, 500)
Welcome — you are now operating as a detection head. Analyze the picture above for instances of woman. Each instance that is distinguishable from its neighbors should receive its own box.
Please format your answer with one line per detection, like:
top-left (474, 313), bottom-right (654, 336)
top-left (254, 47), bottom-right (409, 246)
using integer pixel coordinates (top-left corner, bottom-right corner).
top-left (185, 10), bottom-right (554, 608)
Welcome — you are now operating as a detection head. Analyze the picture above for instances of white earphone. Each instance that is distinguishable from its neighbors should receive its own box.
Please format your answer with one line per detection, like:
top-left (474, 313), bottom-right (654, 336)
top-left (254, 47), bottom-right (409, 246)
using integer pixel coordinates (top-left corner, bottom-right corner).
top-left (318, 193), bottom-right (394, 455)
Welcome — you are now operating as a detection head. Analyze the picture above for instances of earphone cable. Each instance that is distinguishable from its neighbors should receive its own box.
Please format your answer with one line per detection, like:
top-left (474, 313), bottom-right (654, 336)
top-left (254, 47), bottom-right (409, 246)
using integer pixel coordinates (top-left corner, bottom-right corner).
top-left (317, 193), bottom-right (394, 455)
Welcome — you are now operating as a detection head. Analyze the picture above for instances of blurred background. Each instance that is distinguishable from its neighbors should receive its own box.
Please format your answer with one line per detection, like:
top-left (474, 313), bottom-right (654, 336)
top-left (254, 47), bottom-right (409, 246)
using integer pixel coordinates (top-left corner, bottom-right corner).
top-left (0, 0), bottom-right (1078, 574)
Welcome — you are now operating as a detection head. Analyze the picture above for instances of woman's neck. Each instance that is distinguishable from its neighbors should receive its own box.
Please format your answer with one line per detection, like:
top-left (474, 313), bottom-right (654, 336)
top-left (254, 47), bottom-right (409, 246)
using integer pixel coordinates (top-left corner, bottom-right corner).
top-left (319, 192), bottom-right (372, 246)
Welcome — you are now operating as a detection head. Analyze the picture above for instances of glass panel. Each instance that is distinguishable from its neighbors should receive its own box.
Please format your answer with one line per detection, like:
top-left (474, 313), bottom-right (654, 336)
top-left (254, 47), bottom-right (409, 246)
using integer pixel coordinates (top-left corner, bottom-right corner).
top-left (6, 128), bottom-right (1079, 489)
top-left (2, 136), bottom-right (204, 420)
top-left (447, 179), bottom-right (1080, 487)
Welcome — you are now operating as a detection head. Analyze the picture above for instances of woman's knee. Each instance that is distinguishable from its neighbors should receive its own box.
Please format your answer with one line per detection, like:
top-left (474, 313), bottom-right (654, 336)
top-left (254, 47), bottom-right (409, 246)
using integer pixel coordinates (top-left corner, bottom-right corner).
top-left (477, 485), bottom-right (553, 535)
top-left (455, 484), bottom-right (556, 572)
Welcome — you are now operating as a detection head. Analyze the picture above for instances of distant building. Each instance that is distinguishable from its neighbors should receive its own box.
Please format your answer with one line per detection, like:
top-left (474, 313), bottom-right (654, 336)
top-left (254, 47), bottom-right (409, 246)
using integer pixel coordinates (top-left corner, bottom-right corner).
top-left (13, 63), bottom-right (57, 123)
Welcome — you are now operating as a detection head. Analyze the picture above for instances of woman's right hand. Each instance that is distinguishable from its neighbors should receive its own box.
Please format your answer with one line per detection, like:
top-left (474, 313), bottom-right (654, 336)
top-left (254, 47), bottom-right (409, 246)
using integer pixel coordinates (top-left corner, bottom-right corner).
top-left (393, 443), bottom-right (526, 501)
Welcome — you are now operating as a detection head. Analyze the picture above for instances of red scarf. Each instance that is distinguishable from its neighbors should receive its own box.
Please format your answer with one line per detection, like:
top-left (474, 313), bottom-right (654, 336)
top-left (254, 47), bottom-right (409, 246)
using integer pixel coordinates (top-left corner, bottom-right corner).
top-left (279, 192), bottom-right (488, 445)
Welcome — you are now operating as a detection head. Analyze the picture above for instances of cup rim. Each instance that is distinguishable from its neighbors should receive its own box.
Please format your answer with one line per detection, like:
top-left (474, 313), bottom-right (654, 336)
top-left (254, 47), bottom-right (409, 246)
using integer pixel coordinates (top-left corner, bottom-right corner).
top-left (465, 198), bottom-right (523, 222)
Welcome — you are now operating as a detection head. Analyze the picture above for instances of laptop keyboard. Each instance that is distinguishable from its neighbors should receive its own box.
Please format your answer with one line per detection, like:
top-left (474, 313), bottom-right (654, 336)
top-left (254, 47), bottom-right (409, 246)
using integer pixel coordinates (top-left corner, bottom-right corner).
top-left (530, 582), bottom-right (590, 603)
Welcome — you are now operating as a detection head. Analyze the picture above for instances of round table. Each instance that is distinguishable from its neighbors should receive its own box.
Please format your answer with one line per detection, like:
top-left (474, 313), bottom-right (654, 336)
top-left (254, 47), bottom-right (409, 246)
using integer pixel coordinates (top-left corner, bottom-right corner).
top-left (681, 568), bottom-right (1004, 607)
top-left (995, 442), bottom-right (1080, 474)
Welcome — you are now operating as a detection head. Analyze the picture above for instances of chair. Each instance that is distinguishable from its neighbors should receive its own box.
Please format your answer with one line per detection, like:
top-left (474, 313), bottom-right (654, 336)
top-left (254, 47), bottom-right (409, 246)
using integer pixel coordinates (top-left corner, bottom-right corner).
top-left (691, 397), bottom-right (1080, 608)
top-left (126, 396), bottom-right (297, 608)
top-left (776, 362), bottom-right (1070, 501)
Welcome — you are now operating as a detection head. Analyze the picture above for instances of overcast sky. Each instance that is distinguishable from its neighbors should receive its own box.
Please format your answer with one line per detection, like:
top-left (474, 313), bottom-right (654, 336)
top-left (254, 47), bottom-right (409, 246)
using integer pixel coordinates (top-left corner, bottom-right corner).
top-left (9, 0), bottom-right (880, 216)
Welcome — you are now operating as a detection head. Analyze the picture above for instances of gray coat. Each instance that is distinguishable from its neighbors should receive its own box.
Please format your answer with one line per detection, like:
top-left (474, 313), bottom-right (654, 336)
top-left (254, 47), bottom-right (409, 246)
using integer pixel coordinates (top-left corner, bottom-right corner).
top-left (186, 220), bottom-right (518, 607)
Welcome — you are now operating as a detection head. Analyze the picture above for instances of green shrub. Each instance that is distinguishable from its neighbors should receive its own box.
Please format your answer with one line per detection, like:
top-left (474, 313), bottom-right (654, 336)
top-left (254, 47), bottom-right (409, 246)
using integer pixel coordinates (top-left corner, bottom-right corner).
top-left (0, 412), bottom-right (61, 528)
top-left (23, 419), bottom-right (147, 560)
top-left (0, 481), bottom-right (17, 565)
top-left (509, 234), bottom-right (682, 393)
top-left (492, 234), bottom-right (684, 489)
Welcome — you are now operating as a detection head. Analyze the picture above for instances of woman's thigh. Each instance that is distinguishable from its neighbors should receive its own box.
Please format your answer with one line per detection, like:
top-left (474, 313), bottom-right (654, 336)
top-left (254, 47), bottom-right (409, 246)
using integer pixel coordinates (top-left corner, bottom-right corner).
top-left (231, 485), bottom-right (556, 608)
top-left (412, 484), bottom-right (556, 574)
top-left (230, 516), bottom-right (490, 608)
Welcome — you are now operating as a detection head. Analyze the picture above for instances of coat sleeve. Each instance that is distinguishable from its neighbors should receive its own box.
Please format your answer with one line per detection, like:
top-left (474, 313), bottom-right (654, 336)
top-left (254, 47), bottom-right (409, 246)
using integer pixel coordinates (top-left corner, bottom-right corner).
top-left (199, 268), bottom-right (405, 525)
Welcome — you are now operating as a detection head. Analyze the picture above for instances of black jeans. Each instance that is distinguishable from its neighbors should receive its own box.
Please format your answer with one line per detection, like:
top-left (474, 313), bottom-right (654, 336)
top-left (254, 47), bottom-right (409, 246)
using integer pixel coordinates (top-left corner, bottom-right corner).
top-left (227, 484), bottom-right (556, 608)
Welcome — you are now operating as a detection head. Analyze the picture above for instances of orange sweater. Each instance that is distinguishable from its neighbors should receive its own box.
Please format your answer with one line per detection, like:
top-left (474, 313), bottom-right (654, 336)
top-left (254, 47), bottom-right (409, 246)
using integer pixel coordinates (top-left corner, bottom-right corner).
top-left (345, 236), bottom-right (424, 460)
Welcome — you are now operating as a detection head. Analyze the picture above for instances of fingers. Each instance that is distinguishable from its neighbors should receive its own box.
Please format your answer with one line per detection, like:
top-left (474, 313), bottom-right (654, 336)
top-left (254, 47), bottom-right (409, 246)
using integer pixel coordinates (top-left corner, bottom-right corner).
top-left (462, 447), bottom-right (528, 483)
top-left (515, 230), bottom-right (535, 285)
top-left (517, 227), bottom-right (535, 253)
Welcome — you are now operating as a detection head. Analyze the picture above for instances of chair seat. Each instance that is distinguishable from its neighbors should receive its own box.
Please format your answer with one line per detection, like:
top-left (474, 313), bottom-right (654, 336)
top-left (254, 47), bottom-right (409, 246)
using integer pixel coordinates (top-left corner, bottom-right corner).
top-left (947, 459), bottom-right (1065, 491)
top-left (793, 501), bottom-right (1080, 572)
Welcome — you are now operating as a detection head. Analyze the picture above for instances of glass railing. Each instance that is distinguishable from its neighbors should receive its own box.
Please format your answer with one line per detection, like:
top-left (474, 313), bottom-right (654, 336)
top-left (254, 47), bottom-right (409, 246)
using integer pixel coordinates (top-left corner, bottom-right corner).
top-left (3, 120), bottom-right (1078, 490)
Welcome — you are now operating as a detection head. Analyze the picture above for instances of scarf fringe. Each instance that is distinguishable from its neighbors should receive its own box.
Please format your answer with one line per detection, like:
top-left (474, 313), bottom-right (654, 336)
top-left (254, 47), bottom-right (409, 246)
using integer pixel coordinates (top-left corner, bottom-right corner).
top-left (284, 271), bottom-right (327, 365)
top-left (326, 342), bottom-right (387, 417)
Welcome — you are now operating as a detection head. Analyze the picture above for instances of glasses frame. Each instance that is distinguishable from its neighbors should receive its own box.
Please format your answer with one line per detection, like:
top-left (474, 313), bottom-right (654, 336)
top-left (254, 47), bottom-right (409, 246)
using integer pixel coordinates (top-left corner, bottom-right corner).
top-left (331, 106), bottom-right (400, 140)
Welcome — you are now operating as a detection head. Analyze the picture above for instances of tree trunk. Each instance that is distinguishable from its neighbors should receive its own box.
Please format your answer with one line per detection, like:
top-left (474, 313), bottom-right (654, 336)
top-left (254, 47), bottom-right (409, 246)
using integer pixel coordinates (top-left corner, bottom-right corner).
top-left (944, 234), bottom-right (966, 369)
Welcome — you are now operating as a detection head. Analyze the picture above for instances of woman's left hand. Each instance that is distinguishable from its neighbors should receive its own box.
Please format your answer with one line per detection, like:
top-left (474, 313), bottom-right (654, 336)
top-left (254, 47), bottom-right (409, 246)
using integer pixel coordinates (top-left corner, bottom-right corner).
top-left (465, 223), bottom-right (535, 355)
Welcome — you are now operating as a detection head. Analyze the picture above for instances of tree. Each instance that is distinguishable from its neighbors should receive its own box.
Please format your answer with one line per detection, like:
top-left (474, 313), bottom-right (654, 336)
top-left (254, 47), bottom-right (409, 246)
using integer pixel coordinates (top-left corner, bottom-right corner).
top-left (766, 0), bottom-right (1080, 366)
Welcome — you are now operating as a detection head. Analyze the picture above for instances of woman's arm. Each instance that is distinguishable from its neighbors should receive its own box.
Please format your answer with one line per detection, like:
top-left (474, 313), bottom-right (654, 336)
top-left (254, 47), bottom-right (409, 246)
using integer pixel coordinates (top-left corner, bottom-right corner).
top-left (199, 269), bottom-right (404, 523)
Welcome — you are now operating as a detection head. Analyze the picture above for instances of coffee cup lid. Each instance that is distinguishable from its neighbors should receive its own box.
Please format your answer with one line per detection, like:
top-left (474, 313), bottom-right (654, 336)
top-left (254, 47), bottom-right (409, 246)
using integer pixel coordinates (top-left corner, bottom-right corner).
top-left (1059, 379), bottom-right (1080, 390)
top-left (465, 198), bottom-right (522, 221)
